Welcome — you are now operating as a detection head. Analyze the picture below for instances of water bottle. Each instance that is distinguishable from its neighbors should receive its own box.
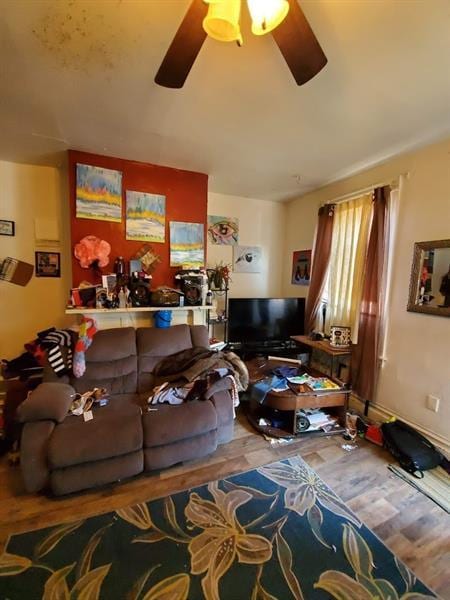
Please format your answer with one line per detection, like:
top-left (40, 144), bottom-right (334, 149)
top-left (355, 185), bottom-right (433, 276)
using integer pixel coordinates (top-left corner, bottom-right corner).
top-left (118, 287), bottom-right (127, 309)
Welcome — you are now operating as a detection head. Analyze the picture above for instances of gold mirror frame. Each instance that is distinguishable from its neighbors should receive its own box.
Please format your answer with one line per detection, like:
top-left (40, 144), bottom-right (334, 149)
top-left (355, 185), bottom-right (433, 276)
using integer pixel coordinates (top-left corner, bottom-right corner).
top-left (407, 239), bottom-right (450, 317)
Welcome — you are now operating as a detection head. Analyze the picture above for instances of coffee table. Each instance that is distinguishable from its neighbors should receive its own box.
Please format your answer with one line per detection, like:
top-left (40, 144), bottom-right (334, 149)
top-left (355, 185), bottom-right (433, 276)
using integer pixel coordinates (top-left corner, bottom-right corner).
top-left (245, 357), bottom-right (349, 439)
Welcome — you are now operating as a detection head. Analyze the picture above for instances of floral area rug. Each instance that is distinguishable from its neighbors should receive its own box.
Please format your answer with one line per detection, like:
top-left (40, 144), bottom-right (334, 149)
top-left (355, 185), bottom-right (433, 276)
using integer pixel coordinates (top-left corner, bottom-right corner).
top-left (0, 456), bottom-right (436, 599)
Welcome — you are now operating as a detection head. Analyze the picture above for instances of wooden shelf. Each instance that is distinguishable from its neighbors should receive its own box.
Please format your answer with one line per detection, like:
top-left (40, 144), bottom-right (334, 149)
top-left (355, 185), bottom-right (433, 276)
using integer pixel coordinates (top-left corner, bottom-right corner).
top-left (246, 407), bottom-right (346, 440)
top-left (291, 335), bottom-right (352, 356)
top-left (65, 306), bottom-right (212, 315)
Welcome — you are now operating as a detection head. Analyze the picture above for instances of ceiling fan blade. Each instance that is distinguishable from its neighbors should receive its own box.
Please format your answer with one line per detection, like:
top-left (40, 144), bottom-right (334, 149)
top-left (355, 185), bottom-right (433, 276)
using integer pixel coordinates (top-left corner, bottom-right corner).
top-left (271, 0), bottom-right (327, 86)
top-left (155, 0), bottom-right (208, 89)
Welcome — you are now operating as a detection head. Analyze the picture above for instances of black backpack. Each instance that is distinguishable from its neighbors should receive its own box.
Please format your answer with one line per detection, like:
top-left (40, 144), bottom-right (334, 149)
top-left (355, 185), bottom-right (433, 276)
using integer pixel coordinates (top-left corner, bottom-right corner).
top-left (381, 420), bottom-right (443, 478)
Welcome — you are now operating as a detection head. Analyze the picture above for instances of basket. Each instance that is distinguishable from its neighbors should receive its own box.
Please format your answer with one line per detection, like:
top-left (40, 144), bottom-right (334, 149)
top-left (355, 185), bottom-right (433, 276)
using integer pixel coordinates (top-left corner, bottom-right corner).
top-left (153, 310), bottom-right (172, 328)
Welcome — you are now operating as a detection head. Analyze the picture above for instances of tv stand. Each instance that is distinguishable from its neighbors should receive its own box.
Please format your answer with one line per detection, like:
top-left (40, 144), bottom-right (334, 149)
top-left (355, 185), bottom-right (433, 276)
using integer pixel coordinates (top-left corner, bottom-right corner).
top-left (226, 340), bottom-right (300, 360)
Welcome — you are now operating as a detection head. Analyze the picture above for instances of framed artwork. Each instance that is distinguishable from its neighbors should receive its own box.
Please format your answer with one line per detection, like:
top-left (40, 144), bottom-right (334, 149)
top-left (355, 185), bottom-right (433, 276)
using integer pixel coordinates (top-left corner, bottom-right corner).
top-left (126, 191), bottom-right (166, 243)
top-left (291, 249), bottom-right (311, 285)
top-left (330, 325), bottom-right (352, 347)
top-left (35, 251), bottom-right (61, 278)
top-left (207, 215), bottom-right (239, 245)
top-left (170, 221), bottom-right (204, 268)
top-left (233, 245), bottom-right (262, 273)
top-left (76, 163), bottom-right (122, 222)
top-left (0, 220), bottom-right (15, 236)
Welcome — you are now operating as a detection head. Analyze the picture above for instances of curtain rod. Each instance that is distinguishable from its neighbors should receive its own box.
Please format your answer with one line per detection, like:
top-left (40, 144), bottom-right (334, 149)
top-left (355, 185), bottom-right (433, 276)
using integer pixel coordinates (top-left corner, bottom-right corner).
top-left (322, 172), bottom-right (410, 206)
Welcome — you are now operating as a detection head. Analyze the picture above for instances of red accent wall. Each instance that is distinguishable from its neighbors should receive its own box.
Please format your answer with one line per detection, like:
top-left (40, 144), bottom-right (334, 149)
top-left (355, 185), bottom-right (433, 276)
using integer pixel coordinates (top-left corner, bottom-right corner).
top-left (68, 150), bottom-right (208, 288)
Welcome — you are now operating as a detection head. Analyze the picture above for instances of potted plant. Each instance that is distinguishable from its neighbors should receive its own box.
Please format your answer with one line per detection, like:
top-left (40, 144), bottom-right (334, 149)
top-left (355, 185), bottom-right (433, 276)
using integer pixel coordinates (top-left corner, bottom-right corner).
top-left (207, 262), bottom-right (231, 290)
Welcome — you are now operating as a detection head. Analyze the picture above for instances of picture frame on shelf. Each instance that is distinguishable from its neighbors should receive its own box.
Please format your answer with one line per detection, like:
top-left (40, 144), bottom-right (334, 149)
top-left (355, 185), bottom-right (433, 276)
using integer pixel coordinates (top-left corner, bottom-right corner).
top-left (0, 220), bottom-right (15, 236)
top-left (329, 325), bottom-right (351, 347)
top-left (35, 251), bottom-right (61, 278)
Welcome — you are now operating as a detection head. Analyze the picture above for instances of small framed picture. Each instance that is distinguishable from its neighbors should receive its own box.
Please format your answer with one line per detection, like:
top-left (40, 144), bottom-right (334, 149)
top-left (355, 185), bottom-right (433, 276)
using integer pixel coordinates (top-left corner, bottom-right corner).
top-left (35, 251), bottom-right (61, 278)
top-left (330, 325), bottom-right (352, 347)
top-left (0, 220), bottom-right (15, 236)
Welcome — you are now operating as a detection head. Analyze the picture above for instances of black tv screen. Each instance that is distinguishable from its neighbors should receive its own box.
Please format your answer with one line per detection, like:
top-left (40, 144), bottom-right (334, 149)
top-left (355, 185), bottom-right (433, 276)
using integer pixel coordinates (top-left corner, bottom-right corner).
top-left (227, 298), bottom-right (305, 344)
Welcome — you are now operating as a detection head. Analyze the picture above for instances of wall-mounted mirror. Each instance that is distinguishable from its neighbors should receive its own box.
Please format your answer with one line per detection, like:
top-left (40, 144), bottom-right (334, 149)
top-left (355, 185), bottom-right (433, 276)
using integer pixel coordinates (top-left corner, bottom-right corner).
top-left (407, 239), bottom-right (450, 317)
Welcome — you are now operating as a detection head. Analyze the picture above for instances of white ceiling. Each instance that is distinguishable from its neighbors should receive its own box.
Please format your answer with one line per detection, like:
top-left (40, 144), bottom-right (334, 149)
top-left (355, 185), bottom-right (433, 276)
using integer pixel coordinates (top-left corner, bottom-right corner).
top-left (1, 0), bottom-right (450, 201)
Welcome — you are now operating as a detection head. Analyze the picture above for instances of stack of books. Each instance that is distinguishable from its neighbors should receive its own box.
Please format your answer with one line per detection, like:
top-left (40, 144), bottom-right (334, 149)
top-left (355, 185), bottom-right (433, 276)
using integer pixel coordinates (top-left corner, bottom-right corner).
top-left (298, 409), bottom-right (339, 432)
top-left (288, 374), bottom-right (340, 390)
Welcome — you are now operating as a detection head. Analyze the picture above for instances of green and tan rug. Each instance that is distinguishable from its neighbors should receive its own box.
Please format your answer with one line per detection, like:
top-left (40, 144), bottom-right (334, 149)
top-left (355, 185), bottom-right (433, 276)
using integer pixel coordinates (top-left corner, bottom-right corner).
top-left (0, 456), bottom-right (436, 599)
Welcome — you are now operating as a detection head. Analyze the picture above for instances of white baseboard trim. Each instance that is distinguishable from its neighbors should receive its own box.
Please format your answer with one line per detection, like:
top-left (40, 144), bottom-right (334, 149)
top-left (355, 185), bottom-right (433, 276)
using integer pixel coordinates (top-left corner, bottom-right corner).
top-left (349, 396), bottom-right (450, 455)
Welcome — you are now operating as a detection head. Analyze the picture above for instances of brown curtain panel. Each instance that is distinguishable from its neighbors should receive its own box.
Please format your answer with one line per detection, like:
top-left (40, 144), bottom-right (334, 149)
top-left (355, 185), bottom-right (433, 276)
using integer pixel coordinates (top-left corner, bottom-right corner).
top-left (352, 186), bottom-right (389, 403)
top-left (304, 204), bottom-right (335, 333)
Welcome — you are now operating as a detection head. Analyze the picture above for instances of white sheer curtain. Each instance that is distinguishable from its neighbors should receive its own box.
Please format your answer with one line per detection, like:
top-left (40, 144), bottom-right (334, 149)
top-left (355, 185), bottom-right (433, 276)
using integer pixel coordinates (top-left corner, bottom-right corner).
top-left (323, 193), bottom-right (373, 341)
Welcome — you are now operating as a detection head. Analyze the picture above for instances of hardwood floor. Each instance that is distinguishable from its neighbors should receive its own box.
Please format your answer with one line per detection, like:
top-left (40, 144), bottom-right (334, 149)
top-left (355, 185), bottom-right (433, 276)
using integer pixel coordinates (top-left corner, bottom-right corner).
top-left (1, 408), bottom-right (449, 598)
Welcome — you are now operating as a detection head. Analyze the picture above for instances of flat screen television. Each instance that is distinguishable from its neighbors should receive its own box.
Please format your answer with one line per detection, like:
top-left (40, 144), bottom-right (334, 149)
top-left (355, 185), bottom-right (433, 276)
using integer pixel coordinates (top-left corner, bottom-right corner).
top-left (227, 298), bottom-right (305, 344)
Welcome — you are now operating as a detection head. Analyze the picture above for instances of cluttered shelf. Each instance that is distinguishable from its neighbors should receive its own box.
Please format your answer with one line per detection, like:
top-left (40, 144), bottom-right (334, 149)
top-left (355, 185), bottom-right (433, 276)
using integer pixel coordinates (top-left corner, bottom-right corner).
top-left (65, 306), bottom-right (212, 315)
top-left (246, 411), bottom-right (346, 440)
top-left (245, 358), bottom-right (350, 439)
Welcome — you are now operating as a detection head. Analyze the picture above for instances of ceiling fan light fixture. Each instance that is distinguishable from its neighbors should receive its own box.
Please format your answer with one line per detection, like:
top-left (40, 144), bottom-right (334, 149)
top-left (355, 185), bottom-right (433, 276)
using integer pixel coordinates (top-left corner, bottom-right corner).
top-left (203, 0), bottom-right (243, 44)
top-left (247, 0), bottom-right (289, 35)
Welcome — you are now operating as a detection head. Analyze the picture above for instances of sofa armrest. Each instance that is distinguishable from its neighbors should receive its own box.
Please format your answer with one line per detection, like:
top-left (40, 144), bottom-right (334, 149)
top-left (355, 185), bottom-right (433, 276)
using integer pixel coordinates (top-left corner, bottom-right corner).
top-left (207, 387), bottom-right (235, 424)
top-left (17, 382), bottom-right (76, 424)
top-left (21, 420), bottom-right (55, 492)
top-left (208, 389), bottom-right (235, 444)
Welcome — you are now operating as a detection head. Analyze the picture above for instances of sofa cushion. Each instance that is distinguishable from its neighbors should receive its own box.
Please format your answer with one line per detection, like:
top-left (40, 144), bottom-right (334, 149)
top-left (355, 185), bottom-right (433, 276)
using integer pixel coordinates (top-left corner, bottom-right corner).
top-left (51, 450), bottom-right (144, 496)
top-left (144, 431), bottom-right (217, 471)
top-left (137, 325), bottom-right (194, 393)
top-left (142, 400), bottom-right (217, 447)
top-left (190, 325), bottom-right (210, 348)
top-left (84, 327), bottom-right (136, 362)
top-left (48, 395), bottom-right (143, 469)
top-left (71, 328), bottom-right (137, 394)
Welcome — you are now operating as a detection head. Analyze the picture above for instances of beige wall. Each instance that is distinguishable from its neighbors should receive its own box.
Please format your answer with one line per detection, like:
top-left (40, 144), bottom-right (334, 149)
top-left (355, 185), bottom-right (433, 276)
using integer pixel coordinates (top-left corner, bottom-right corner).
top-left (282, 194), bottom-right (321, 300)
top-left (283, 138), bottom-right (450, 444)
top-left (208, 192), bottom-right (285, 298)
top-left (0, 160), bottom-right (71, 359)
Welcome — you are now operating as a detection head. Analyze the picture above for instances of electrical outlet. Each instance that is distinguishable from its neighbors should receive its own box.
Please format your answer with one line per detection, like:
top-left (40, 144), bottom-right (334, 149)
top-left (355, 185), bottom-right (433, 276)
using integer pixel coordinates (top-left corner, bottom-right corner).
top-left (426, 395), bottom-right (440, 413)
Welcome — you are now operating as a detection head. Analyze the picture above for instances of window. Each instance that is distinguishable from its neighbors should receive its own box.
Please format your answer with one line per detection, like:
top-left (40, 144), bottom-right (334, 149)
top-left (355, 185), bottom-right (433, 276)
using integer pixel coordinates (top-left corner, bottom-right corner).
top-left (321, 193), bottom-right (373, 343)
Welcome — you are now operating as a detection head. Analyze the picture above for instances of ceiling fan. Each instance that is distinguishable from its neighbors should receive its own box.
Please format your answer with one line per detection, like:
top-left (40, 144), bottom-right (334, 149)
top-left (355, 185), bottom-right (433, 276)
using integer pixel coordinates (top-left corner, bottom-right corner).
top-left (155, 0), bottom-right (327, 89)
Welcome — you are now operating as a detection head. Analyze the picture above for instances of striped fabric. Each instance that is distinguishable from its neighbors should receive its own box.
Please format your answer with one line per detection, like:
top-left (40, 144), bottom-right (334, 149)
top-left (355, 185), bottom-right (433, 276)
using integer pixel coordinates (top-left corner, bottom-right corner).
top-left (41, 330), bottom-right (73, 376)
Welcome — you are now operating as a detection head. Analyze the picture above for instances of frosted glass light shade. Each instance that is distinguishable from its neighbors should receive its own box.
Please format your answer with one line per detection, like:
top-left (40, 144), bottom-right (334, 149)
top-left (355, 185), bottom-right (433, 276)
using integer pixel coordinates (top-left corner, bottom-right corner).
top-left (203, 0), bottom-right (243, 44)
top-left (247, 0), bottom-right (289, 35)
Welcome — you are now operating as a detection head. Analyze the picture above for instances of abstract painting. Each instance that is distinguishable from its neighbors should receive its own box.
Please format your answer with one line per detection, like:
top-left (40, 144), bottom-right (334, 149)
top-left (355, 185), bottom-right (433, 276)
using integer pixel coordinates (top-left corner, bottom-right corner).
top-left (170, 221), bottom-right (204, 268)
top-left (207, 215), bottom-right (239, 245)
top-left (291, 249), bottom-right (311, 285)
top-left (126, 191), bottom-right (166, 243)
top-left (76, 163), bottom-right (122, 222)
top-left (233, 245), bottom-right (262, 273)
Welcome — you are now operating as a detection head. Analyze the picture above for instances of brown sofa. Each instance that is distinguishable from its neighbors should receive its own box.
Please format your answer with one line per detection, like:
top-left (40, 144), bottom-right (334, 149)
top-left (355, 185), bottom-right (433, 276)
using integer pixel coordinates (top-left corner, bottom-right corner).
top-left (18, 324), bottom-right (235, 496)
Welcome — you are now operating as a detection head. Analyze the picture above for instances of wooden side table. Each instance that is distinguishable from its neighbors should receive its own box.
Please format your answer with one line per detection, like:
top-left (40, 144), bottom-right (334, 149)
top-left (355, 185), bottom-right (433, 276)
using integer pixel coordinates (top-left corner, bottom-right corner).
top-left (291, 335), bottom-right (352, 386)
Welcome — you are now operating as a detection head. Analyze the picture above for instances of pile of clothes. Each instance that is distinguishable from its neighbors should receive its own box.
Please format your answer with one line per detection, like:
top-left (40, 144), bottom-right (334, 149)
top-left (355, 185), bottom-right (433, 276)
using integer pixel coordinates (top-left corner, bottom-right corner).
top-left (147, 347), bottom-right (248, 415)
top-left (1, 318), bottom-right (97, 380)
top-left (1, 327), bottom-right (74, 379)
top-left (69, 387), bottom-right (109, 416)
